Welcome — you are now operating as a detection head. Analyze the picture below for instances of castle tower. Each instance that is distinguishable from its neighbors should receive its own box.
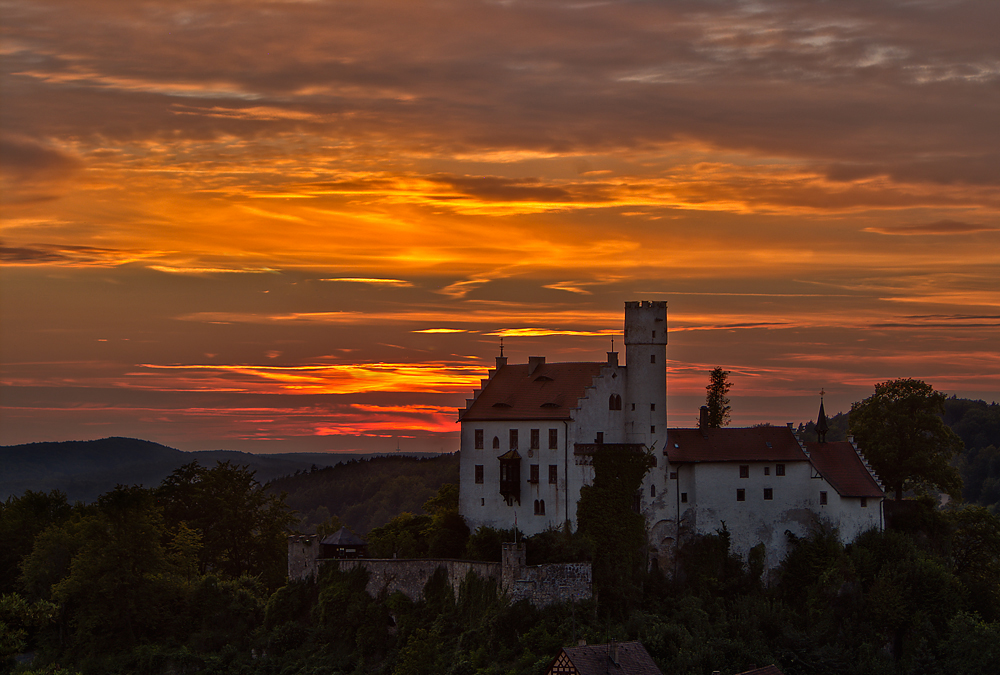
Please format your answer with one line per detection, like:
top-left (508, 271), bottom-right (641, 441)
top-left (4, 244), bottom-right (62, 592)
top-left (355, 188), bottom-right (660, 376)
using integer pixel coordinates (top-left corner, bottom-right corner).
top-left (624, 301), bottom-right (667, 448)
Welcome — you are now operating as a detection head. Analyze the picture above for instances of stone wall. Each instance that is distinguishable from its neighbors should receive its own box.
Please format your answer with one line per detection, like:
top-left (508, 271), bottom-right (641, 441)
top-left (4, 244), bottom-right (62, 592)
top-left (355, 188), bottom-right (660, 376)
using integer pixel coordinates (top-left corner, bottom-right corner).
top-left (287, 534), bottom-right (319, 581)
top-left (339, 558), bottom-right (501, 601)
top-left (501, 542), bottom-right (592, 606)
top-left (288, 538), bottom-right (592, 608)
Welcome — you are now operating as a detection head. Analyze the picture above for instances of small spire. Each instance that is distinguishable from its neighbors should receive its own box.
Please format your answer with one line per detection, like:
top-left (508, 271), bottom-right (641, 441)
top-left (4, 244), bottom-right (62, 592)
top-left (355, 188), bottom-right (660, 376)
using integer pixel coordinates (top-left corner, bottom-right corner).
top-left (500, 336), bottom-right (504, 358)
top-left (816, 389), bottom-right (829, 443)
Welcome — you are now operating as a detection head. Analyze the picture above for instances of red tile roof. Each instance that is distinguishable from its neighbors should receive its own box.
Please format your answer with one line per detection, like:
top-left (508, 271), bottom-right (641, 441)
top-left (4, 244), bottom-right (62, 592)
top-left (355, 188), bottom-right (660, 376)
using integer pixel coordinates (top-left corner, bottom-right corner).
top-left (666, 426), bottom-right (808, 463)
top-left (460, 361), bottom-right (605, 421)
top-left (805, 441), bottom-right (885, 498)
top-left (549, 641), bottom-right (662, 675)
top-left (736, 666), bottom-right (785, 675)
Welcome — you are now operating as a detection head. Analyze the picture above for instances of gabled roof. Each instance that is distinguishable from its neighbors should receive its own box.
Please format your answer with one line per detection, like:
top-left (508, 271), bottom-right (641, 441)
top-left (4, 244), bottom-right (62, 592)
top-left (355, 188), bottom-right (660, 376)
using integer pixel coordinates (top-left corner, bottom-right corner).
top-left (805, 441), bottom-right (885, 498)
top-left (461, 361), bottom-right (605, 421)
top-left (320, 527), bottom-right (367, 547)
top-left (548, 641), bottom-right (662, 675)
top-left (666, 426), bottom-right (808, 463)
top-left (737, 666), bottom-right (785, 675)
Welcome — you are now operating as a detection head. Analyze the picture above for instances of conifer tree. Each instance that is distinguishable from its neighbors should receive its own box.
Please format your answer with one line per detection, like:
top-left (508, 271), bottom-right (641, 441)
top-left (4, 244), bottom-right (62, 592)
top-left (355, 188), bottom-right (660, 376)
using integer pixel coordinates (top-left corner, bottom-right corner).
top-left (703, 366), bottom-right (732, 428)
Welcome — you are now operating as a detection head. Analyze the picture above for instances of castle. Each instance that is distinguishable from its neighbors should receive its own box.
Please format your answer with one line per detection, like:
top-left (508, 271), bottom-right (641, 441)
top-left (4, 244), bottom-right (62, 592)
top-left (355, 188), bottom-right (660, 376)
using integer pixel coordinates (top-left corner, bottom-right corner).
top-left (458, 301), bottom-right (885, 570)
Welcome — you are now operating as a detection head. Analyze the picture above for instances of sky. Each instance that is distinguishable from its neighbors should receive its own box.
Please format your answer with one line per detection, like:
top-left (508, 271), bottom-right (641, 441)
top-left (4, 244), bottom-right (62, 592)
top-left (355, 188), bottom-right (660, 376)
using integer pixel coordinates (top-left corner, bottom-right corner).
top-left (2, 0), bottom-right (998, 455)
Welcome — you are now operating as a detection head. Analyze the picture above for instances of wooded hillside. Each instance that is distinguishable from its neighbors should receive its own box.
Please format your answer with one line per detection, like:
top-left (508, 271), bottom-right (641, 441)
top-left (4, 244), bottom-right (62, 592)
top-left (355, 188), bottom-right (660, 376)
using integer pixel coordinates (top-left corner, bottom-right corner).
top-left (268, 453), bottom-right (460, 535)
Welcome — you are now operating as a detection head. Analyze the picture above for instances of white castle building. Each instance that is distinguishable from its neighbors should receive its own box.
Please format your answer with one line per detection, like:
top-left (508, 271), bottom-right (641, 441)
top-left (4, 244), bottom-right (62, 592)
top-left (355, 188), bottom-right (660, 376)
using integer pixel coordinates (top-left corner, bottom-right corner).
top-left (458, 301), bottom-right (885, 570)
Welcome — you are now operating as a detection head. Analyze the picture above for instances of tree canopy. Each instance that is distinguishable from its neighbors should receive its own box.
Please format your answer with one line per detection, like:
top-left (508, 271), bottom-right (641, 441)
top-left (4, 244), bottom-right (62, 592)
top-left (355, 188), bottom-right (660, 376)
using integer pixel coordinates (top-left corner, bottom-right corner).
top-left (156, 461), bottom-right (297, 588)
top-left (849, 378), bottom-right (964, 501)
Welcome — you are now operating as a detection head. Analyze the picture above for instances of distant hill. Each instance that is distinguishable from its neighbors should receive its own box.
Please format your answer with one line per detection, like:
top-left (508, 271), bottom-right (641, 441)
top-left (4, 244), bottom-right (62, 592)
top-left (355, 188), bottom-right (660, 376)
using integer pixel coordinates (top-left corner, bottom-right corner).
top-left (0, 437), bottom-right (436, 503)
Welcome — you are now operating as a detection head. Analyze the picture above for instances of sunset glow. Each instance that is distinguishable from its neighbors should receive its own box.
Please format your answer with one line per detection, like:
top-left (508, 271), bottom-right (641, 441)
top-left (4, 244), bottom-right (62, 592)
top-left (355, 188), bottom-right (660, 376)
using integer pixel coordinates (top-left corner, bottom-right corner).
top-left (2, 0), bottom-right (998, 453)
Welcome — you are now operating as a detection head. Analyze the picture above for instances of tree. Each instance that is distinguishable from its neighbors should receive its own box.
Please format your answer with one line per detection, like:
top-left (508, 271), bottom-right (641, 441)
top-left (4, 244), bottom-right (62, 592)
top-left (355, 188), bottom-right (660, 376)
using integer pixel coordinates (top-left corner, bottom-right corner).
top-left (0, 490), bottom-right (71, 595)
top-left (702, 367), bottom-right (732, 428)
top-left (576, 444), bottom-right (655, 618)
top-left (155, 461), bottom-right (296, 588)
top-left (849, 379), bottom-right (964, 501)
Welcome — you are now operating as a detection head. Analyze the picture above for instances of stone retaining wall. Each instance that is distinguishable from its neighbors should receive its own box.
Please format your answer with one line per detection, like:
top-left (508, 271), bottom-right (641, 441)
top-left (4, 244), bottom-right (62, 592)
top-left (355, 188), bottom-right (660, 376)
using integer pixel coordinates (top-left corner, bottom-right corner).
top-left (287, 537), bottom-right (592, 608)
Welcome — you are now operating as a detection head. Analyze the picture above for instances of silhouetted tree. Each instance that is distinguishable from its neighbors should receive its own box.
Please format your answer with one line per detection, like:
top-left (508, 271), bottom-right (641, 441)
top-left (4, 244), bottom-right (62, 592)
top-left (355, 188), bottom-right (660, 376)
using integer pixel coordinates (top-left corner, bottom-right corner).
top-left (849, 379), bottom-right (963, 501)
top-left (702, 366), bottom-right (732, 428)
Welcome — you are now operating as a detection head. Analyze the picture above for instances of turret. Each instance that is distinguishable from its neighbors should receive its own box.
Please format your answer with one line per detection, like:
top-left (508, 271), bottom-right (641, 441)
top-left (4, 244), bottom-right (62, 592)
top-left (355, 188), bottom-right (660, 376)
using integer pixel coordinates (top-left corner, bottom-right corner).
top-left (624, 301), bottom-right (667, 446)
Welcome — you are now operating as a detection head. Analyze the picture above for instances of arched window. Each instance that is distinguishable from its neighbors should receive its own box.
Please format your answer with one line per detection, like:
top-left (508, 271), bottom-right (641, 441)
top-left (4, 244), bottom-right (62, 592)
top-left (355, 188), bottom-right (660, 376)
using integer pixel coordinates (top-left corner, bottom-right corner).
top-left (650, 485), bottom-right (656, 498)
top-left (609, 394), bottom-right (622, 410)
top-left (492, 436), bottom-right (500, 449)
top-left (539, 500), bottom-right (545, 515)
top-left (533, 499), bottom-right (539, 515)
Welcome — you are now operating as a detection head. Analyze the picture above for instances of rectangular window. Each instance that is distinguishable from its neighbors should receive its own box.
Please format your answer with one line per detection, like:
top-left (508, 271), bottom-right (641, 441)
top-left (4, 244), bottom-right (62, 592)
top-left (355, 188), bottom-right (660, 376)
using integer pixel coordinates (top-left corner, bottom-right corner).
top-left (529, 464), bottom-right (539, 483)
top-left (670, 472), bottom-right (678, 480)
top-left (820, 491), bottom-right (828, 505)
top-left (650, 354), bottom-right (656, 363)
top-left (475, 429), bottom-right (484, 449)
top-left (776, 463), bottom-right (785, 476)
top-left (509, 429), bottom-right (518, 450)
top-left (650, 403), bottom-right (656, 411)
top-left (763, 488), bottom-right (773, 500)
top-left (861, 497), bottom-right (868, 507)
top-left (764, 466), bottom-right (770, 476)
top-left (680, 492), bottom-right (688, 503)
top-left (736, 489), bottom-right (745, 501)
top-left (548, 429), bottom-right (558, 449)
top-left (596, 432), bottom-right (604, 444)
top-left (739, 465), bottom-right (749, 478)
top-left (650, 425), bottom-right (656, 434)
top-left (475, 465), bottom-right (484, 484)
top-left (530, 429), bottom-right (540, 450)
top-left (631, 403), bottom-right (635, 411)
top-left (549, 465), bottom-right (558, 484)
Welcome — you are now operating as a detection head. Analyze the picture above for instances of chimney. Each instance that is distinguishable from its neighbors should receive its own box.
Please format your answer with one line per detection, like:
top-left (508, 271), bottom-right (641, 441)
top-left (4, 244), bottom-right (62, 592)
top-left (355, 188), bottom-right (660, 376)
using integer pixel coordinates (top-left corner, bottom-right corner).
top-left (609, 641), bottom-right (619, 665)
top-left (528, 356), bottom-right (545, 375)
top-left (699, 405), bottom-right (709, 428)
top-left (607, 351), bottom-right (618, 366)
top-left (495, 355), bottom-right (508, 370)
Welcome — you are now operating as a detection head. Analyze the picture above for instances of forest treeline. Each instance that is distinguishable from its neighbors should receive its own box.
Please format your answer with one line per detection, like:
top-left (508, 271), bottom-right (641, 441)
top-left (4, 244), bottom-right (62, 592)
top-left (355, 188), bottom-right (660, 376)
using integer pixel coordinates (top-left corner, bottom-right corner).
top-left (0, 437), bottom-right (413, 504)
top-left (3, 464), bottom-right (1000, 675)
top-left (2, 395), bottom-right (999, 674)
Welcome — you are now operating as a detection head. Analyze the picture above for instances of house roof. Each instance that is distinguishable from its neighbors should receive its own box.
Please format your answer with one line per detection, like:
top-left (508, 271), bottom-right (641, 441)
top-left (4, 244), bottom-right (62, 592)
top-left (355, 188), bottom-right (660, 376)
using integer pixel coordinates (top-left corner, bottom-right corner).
top-left (736, 666), bottom-right (785, 675)
top-left (460, 361), bottom-right (605, 421)
top-left (805, 441), bottom-right (885, 498)
top-left (666, 426), bottom-right (808, 463)
top-left (548, 641), bottom-right (662, 675)
top-left (320, 527), bottom-right (367, 547)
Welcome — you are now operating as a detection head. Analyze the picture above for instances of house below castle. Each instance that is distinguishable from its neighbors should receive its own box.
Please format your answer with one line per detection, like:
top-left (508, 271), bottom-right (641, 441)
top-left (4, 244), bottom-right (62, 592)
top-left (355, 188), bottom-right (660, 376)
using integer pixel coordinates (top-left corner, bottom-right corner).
top-left (458, 301), bottom-right (885, 570)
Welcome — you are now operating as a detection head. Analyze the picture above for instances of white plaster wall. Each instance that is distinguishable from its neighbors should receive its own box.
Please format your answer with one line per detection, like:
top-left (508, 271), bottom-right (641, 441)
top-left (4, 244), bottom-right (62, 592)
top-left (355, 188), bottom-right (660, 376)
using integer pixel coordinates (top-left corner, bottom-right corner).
top-left (460, 418), bottom-right (570, 535)
top-left (682, 461), bottom-right (822, 569)
top-left (819, 491), bottom-right (883, 541)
